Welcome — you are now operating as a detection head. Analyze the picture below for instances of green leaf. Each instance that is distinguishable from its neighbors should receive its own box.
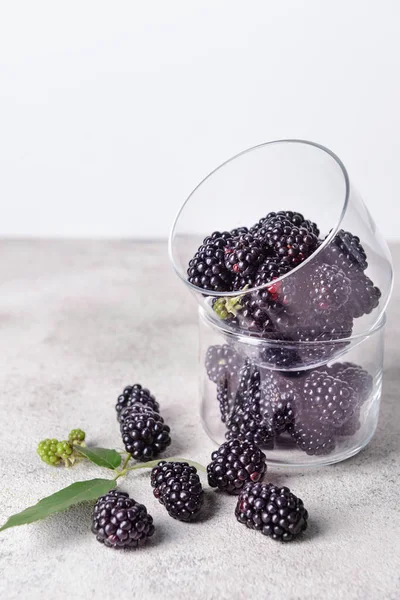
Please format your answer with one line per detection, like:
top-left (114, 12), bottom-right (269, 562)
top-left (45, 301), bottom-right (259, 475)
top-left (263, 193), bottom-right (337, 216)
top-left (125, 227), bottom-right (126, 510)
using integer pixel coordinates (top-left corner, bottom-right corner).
top-left (74, 446), bottom-right (122, 469)
top-left (130, 457), bottom-right (206, 473)
top-left (0, 478), bottom-right (116, 533)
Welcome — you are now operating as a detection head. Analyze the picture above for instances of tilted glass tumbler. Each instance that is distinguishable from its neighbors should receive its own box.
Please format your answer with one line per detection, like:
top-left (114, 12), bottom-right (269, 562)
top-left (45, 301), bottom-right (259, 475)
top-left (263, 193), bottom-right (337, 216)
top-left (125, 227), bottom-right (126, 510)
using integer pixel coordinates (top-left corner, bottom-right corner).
top-left (169, 140), bottom-right (393, 466)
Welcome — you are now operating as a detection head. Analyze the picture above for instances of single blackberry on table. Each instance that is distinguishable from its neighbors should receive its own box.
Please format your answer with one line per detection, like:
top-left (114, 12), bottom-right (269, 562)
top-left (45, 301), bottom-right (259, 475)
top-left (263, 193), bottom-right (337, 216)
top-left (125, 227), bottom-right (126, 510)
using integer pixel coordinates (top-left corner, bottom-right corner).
top-left (91, 490), bottom-right (154, 549)
top-left (150, 461), bottom-right (204, 522)
top-left (116, 384), bottom-right (160, 421)
top-left (205, 344), bottom-right (243, 384)
top-left (346, 271), bottom-right (381, 318)
top-left (187, 233), bottom-right (233, 291)
top-left (120, 410), bottom-right (171, 460)
top-left (301, 371), bottom-right (358, 428)
top-left (235, 482), bottom-right (308, 541)
top-left (288, 412), bottom-right (336, 456)
top-left (224, 233), bottom-right (266, 277)
top-left (207, 438), bottom-right (267, 494)
top-left (308, 263), bottom-right (351, 313)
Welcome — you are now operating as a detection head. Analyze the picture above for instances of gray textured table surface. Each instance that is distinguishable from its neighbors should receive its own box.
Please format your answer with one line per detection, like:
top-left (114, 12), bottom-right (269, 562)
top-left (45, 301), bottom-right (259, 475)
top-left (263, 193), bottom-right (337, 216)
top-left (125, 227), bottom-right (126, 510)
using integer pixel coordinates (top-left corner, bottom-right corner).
top-left (0, 240), bottom-right (399, 600)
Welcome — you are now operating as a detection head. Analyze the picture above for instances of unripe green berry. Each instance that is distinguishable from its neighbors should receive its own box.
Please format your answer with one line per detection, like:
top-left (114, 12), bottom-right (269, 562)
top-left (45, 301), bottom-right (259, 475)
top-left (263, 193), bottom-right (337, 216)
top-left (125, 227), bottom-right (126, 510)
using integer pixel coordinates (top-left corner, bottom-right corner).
top-left (68, 428), bottom-right (86, 444)
top-left (37, 438), bottom-right (61, 466)
top-left (56, 441), bottom-right (73, 458)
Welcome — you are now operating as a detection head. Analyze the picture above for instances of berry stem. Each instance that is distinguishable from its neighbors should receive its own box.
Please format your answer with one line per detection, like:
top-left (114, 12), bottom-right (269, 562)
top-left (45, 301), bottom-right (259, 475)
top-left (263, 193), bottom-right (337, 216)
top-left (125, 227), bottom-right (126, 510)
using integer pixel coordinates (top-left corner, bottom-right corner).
top-left (113, 453), bottom-right (132, 480)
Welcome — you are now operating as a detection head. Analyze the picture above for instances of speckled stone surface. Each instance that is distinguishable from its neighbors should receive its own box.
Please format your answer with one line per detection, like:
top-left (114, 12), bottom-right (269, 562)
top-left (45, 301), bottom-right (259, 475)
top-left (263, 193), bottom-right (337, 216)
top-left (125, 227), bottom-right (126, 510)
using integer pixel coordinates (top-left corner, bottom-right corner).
top-left (0, 240), bottom-right (399, 600)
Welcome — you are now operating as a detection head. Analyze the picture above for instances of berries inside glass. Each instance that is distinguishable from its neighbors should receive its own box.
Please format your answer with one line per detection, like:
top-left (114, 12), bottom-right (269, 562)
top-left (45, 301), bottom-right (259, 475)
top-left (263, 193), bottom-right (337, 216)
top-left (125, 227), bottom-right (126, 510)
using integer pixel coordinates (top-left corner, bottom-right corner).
top-left (170, 140), bottom-right (392, 466)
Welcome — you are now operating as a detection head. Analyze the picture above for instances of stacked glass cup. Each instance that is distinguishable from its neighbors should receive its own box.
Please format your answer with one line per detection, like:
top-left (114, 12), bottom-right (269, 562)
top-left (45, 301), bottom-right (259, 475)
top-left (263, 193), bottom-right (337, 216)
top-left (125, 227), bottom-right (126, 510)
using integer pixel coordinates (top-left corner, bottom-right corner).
top-left (169, 140), bottom-right (393, 466)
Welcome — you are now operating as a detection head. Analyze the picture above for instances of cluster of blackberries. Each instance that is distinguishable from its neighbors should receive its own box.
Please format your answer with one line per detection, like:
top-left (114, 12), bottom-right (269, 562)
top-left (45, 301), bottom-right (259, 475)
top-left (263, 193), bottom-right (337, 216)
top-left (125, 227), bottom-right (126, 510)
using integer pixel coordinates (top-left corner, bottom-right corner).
top-left (116, 384), bottom-right (171, 461)
top-left (188, 210), bottom-right (381, 367)
top-left (206, 438), bottom-right (308, 541)
top-left (206, 345), bottom-right (372, 456)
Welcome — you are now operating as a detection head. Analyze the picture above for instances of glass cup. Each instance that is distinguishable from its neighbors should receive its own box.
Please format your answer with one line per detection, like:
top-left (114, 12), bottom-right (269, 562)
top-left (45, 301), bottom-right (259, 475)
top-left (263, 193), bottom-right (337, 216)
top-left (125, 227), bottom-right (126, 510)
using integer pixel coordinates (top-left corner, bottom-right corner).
top-left (169, 140), bottom-right (393, 466)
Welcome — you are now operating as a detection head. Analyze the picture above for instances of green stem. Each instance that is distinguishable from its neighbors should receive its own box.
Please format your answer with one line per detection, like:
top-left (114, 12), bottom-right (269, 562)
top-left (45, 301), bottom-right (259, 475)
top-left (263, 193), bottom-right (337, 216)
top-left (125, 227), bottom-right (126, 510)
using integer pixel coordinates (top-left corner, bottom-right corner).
top-left (121, 453), bottom-right (132, 471)
top-left (113, 453), bottom-right (132, 480)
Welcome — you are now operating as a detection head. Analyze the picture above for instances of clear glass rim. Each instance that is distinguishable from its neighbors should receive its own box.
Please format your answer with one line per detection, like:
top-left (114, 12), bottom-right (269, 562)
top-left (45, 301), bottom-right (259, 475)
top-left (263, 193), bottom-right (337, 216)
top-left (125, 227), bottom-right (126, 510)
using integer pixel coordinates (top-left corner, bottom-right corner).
top-left (199, 305), bottom-right (386, 346)
top-left (168, 138), bottom-right (350, 298)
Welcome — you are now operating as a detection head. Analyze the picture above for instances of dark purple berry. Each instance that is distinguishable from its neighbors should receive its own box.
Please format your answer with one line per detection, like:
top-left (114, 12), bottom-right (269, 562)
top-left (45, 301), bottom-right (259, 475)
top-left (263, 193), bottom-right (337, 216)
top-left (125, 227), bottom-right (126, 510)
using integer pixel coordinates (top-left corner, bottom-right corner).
top-left (91, 490), bottom-right (154, 549)
top-left (207, 438), bottom-right (267, 494)
top-left (235, 482), bottom-right (308, 541)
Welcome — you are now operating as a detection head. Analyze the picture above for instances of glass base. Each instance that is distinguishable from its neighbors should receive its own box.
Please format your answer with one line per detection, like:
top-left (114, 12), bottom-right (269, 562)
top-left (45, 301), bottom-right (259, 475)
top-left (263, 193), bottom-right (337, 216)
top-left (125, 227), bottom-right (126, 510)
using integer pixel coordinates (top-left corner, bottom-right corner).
top-left (201, 387), bottom-right (380, 468)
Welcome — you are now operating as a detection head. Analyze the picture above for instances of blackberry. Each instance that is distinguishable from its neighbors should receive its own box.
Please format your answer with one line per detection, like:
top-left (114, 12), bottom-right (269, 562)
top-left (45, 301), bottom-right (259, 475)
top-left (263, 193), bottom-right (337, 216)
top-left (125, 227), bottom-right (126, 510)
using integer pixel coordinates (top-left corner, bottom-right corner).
top-left (288, 412), bottom-right (336, 456)
top-left (301, 371), bottom-right (358, 428)
top-left (346, 271), bottom-right (381, 318)
top-left (255, 258), bottom-right (290, 291)
top-left (259, 344), bottom-right (302, 370)
top-left (224, 234), bottom-right (266, 277)
top-left (325, 362), bottom-right (372, 404)
top-left (118, 404), bottom-right (155, 424)
top-left (232, 271), bottom-right (257, 290)
top-left (120, 410), bottom-right (171, 460)
top-left (233, 256), bottom-right (289, 292)
top-left (322, 229), bottom-right (368, 277)
top-left (308, 263), bottom-right (351, 313)
top-left (225, 361), bottom-right (274, 447)
top-left (187, 232), bottom-right (233, 291)
top-left (253, 211), bottom-right (319, 238)
top-left (261, 372), bottom-right (298, 434)
top-left (205, 344), bottom-right (243, 384)
top-left (235, 482), bottom-right (308, 541)
top-left (274, 211), bottom-right (320, 237)
top-left (217, 378), bottom-right (236, 423)
top-left (226, 405), bottom-right (275, 447)
top-left (116, 384), bottom-right (160, 422)
top-left (230, 226), bottom-right (249, 237)
top-left (207, 438), bottom-right (266, 494)
top-left (256, 217), bottom-right (318, 267)
top-left (334, 230), bottom-right (368, 271)
top-left (233, 293), bottom-right (276, 334)
top-left (150, 461), bottom-right (204, 522)
top-left (91, 490), bottom-right (154, 549)
top-left (337, 408), bottom-right (361, 437)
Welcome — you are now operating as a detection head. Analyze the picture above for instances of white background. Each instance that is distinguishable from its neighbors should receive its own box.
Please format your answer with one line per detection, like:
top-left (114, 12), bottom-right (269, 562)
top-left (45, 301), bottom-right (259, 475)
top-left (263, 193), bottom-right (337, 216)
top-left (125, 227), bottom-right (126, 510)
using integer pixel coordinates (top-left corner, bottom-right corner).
top-left (0, 0), bottom-right (399, 240)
